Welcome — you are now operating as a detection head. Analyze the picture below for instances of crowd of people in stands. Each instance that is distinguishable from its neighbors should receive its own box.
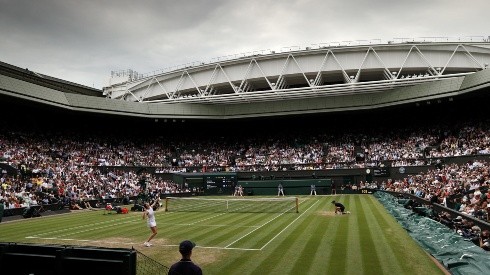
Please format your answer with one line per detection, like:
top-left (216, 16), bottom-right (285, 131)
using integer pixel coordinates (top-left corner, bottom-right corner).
top-left (1, 119), bottom-right (490, 232)
top-left (0, 166), bottom-right (187, 211)
top-left (382, 158), bottom-right (490, 250)
top-left (384, 159), bottom-right (490, 219)
top-left (2, 120), bottom-right (489, 172)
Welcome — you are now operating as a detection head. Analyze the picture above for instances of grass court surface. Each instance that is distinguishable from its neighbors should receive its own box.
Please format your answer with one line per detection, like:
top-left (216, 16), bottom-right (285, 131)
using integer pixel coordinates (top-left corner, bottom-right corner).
top-left (0, 195), bottom-right (445, 275)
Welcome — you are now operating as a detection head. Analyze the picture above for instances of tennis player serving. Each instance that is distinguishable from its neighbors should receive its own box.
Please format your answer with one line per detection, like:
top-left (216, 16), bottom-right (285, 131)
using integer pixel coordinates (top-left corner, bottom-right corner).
top-left (143, 198), bottom-right (160, 247)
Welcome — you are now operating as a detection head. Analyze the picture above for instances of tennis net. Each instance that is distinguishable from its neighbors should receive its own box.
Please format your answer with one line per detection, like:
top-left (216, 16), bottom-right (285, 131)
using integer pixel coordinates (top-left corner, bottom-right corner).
top-left (164, 197), bottom-right (299, 213)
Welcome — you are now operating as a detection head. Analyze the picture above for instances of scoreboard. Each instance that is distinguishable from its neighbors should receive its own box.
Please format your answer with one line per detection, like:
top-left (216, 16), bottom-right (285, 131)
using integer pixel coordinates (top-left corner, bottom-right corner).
top-left (177, 172), bottom-right (237, 194)
top-left (205, 174), bottom-right (236, 188)
top-left (205, 173), bottom-right (236, 194)
top-left (373, 167), bottom-right (390, 177)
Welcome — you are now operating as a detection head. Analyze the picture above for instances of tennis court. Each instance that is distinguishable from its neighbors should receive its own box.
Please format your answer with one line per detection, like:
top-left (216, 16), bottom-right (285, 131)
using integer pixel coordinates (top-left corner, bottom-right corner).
top-left (0, 195), bottom-right (445, 274)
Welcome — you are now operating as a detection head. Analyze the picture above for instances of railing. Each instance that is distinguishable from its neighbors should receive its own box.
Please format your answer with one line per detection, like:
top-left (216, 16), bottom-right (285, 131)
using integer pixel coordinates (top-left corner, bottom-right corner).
top-left (111, 36), bottom-right (490, 84)
top-left (382, 190), bottom-right (490, 232)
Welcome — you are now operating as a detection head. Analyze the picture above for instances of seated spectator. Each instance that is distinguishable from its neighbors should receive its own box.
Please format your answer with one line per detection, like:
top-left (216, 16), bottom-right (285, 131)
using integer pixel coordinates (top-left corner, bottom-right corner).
top-left (70, 200), bottom-right (82, 210)
top-left (480, 230), bottom-right (490, 251)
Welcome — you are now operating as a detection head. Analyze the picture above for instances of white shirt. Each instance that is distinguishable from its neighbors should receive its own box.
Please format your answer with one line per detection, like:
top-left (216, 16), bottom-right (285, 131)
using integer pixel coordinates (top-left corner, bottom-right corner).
top-left (147, 207), bottom-right (156, 227)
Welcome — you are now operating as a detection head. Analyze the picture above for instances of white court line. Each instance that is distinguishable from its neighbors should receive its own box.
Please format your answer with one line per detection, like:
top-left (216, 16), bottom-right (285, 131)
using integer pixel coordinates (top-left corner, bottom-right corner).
top-left (25, 236), bottom-right (139, 246)
top-left (31, 215), bottom-right (138, 237)
top-left (224, 199), bottom-right (310, 249)
top-left (259, 200), bottom-right (319, 250)
top-left (29, 214), bottom-right (257, 240)
top-left (195, 245), bottom-right (260, 251)
top-left (30, 208), bottom-right (169, 238)
top-left (30, 219), bottom-right (138, 238)
top-left (224, 212), bottom-right (287, 248)
top-left (26, 198), bottom-right (314, 251)
top-left (25, 236), bottom-right (261, 251)
top-left (159, 223), bottom-right (259, 228)
top-left (187, 212), bottom-right (228, 225)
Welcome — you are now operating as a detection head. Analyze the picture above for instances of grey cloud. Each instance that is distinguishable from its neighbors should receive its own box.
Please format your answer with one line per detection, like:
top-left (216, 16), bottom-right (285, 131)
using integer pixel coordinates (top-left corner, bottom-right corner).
top-left (1, 0), bottom-right (489, 88)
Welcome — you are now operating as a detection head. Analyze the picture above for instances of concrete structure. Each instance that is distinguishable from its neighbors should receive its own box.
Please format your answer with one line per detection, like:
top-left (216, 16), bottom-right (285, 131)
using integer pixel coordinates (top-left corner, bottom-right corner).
top-left (1, 39), bottom-right (490, 119)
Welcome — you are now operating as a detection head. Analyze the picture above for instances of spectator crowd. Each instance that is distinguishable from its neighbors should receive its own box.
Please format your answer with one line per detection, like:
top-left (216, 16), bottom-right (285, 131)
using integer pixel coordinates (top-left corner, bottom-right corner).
top-left (2, 120), bottom-right (489, 172)
top-left (1, 119), bottom-right (490, 226)
top-left (382, 159), bottom-right (490, 250)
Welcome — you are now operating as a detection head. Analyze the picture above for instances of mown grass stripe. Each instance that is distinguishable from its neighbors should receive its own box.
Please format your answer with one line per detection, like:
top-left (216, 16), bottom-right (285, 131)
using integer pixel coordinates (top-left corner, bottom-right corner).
top-left (259, 200), bottom-right (318, 250)
top-left (307, 198), bottom-right (343, 274)
top-left (0, 195), bottom-right (447, 274)
top-left (249, 202), bottom-right (319, 274)
top-left (190, 211), bottom-right (260, 245)
top-left (361, 195), bottom-right (404, 274)
top-left (367, 195), bottom-right (445, 275)
top-left (326, 207), bottom-right (349, 273)
top-left (355, 195), bottom-right (384, 275)
top-left (17, 211), bottom-right (132, 240)
top-left (57, 218), bottom-right (137, 238)
top-left (288, 198), bottom-right (333, 274)
top-left (39, 215), bottom-right (142, 241)
top-left (345, 195), bottom-right (364, 275)
top-left (227, 199), bottom-right (314, 249)
top-left (216, 208), bottom-right (310, 274)
top-left (237, 214), bottom-right (298, 249)
top-left (152, 212), bottom-right (213, 239)
top-left (194, 215), bottom-right (262, 248)
top-left (196, 212), bottom-right (280, 247)
top-left (156, 210), bottom-right (204, 224)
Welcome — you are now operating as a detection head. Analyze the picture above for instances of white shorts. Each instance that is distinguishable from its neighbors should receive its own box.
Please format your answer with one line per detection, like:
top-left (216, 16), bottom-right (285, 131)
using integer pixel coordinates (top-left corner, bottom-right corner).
top-left (148, 221), bottom-right (157, 228)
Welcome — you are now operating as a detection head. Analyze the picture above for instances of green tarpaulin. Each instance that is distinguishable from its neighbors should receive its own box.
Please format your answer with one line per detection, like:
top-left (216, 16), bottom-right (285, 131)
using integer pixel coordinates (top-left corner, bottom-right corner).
top-left (375, 191), bottom-right (490, 275)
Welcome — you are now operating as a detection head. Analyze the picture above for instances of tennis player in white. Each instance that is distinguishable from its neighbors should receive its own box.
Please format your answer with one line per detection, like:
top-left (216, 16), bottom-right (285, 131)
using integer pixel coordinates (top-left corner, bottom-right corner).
top-left (143, 199), bottom-right (160, 247)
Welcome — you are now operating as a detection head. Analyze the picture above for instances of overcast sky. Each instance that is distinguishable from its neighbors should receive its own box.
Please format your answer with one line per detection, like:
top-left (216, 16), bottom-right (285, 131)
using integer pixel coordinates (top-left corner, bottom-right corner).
top-left (1, 0), bottom-right (489, 89)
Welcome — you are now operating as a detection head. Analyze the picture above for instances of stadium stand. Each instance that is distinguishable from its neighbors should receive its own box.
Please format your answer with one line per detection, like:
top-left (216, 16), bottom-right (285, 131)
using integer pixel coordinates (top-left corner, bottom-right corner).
top-left (1, 102), bottom-right (490, 225)
top-left (1, 55), bottom-right (490, 261)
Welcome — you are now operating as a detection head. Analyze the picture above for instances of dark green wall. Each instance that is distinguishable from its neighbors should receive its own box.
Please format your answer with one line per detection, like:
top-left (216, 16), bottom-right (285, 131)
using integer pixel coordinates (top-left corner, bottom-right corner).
top-left (239, 179), bottom-right (331, 195)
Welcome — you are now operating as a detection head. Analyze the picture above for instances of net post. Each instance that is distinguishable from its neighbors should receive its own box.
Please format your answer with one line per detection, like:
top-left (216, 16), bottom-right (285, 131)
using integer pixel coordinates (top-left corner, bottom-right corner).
top-left (295, 197), bottom-right (299, 213)
top-left (165, 198), bottom-right (169, 212)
